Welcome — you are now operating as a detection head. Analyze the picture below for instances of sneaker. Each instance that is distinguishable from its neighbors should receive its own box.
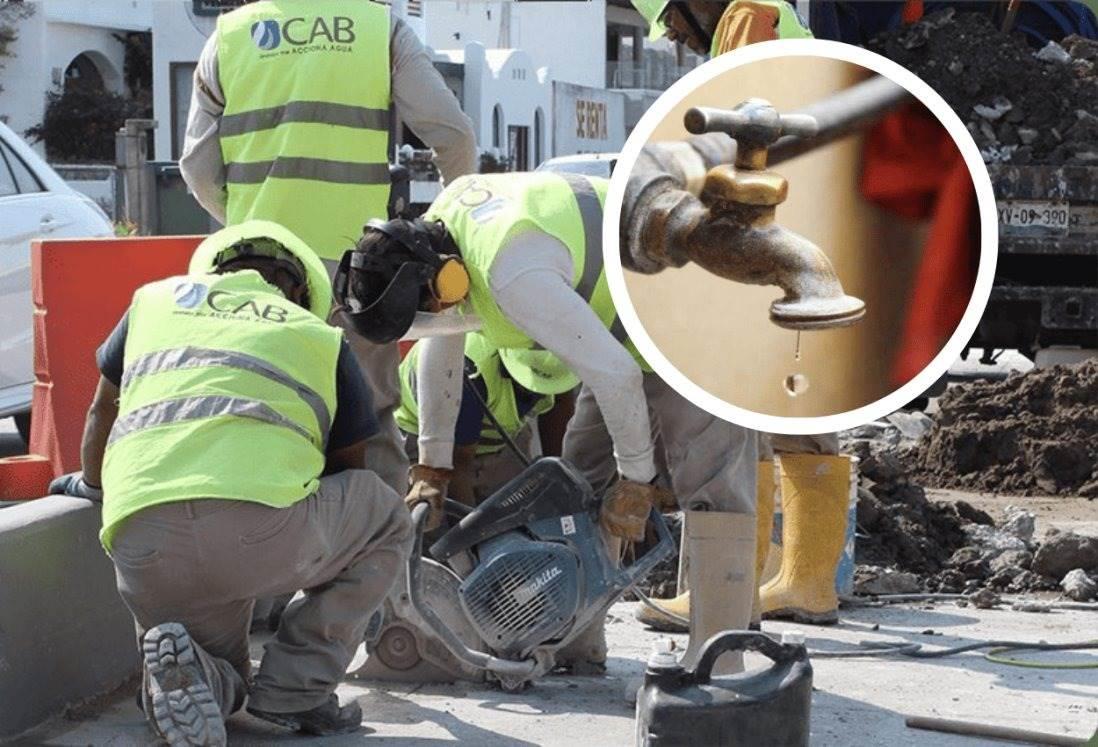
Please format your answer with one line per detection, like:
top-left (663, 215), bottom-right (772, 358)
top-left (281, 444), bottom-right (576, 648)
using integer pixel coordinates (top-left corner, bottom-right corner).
top-left (247, 694), bottom-right (364, 736)
top-left (142, 623), bottom-right (226, 746)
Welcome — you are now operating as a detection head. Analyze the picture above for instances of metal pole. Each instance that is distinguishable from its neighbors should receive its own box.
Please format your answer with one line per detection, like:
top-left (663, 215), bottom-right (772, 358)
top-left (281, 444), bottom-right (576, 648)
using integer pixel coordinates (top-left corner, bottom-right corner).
top-left (768, 76), bottom-right (911, 166)
top-left (114, 118), bottom-right (157, 234)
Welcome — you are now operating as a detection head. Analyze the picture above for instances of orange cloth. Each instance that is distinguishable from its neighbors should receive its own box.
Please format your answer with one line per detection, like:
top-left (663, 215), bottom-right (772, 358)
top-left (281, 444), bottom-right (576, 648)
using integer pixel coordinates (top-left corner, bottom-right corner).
top-left (902, 0), bottom-right (924, 23)
top-left (860, 105), bottom-right (978, 386)
top-left (712, 1), bottom-right (781, 53)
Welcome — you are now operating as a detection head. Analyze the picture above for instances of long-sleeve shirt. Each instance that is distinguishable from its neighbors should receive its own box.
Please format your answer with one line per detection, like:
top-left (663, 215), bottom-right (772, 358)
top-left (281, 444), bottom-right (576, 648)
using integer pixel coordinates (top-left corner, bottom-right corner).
top-left (414, 231), bottom-right (657, 484)
top-left (180, 16), bottom-right (477, 223)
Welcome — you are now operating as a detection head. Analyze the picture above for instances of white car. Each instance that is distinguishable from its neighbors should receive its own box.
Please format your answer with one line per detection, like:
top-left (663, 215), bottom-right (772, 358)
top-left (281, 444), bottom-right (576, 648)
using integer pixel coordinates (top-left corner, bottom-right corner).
top-left (535, 153), bottom-right (618, 178)
top-left (0, 121), bottom-right (113, 440)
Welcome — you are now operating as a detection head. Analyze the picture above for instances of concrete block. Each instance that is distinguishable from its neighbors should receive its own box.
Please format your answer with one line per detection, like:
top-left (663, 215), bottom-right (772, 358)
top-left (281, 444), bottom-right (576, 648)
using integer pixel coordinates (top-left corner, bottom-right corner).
top-left (0, 496), bottom-right (137, 741)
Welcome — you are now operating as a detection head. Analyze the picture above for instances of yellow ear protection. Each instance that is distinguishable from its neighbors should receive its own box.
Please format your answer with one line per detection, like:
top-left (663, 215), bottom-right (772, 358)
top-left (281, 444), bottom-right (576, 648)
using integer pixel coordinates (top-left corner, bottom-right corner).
top-left (364, 218), bottom-right (469, 304)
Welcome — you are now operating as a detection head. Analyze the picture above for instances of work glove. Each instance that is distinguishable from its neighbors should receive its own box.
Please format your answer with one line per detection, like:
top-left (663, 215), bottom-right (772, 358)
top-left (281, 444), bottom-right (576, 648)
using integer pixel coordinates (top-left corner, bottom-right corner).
top-left (600, 479), bottom-right (676, 542)
top-left (48, 472), bottom-right (103, 502)
top-left (405, 464), bottom-right (451, 532)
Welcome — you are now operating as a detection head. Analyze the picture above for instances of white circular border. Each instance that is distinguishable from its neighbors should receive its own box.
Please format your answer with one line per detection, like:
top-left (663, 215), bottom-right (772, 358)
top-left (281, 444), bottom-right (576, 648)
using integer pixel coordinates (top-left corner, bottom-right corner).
top-left (604, 39), bottom-right (999, 435)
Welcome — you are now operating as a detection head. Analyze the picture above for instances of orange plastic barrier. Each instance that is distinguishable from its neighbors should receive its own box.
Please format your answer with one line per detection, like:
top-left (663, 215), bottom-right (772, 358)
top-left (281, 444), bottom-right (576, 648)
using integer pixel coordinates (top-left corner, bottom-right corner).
top-left (18, 236), bottom-right (203, 489)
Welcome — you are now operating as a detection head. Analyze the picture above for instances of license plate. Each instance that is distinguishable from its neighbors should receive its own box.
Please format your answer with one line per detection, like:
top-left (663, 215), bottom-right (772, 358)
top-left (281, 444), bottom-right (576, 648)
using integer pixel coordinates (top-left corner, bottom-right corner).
top-left (998, 201), bottom-right (1070, 231)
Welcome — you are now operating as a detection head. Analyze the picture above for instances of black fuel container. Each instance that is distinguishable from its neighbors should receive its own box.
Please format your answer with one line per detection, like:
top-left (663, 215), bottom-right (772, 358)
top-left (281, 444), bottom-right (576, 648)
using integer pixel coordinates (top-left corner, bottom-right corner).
top-left (635, 631), bottom-right (813, 746)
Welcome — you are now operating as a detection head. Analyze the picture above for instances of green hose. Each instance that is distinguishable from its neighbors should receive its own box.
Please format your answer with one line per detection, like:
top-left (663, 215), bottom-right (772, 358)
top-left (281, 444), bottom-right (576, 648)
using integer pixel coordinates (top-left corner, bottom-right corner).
top-left (984, 643), bottom-right (1098, 670)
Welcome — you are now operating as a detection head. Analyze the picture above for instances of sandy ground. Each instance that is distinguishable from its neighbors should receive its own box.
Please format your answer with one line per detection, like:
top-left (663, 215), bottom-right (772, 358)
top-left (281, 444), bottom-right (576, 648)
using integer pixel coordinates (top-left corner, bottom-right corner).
top-left (21, 600), bottom-right (1098, 746)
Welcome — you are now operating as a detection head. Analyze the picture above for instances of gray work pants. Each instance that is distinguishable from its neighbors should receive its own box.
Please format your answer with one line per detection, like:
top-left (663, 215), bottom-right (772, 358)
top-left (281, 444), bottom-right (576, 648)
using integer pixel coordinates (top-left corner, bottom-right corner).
top-left (563, 373), bottom-right (758, 513)
top-left (110, 470), bottom-right (413, 716)
top-left (324, 258), bottom-right (410, 494)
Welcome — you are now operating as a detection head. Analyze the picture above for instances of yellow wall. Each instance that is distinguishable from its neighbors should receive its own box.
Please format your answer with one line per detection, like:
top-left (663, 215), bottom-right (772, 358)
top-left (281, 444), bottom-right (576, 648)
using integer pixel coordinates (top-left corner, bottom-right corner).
top-left (624, 57), bottom-right (927, 417)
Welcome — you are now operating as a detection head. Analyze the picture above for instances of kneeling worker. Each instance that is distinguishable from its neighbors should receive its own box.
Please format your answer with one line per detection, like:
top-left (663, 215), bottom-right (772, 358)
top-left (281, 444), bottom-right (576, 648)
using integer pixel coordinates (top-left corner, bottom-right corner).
top-left (337, 171), bottom-right (758, 674)
top-left (51, 221), bottom-right (413, 744)
top-left (396, 334), bottom-right (558, 505)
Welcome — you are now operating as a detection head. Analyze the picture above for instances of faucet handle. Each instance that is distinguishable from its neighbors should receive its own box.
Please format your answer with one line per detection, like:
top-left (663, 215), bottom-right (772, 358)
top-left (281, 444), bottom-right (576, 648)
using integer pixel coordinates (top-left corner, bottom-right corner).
top-left (685, 100), bottom-right (818, 149)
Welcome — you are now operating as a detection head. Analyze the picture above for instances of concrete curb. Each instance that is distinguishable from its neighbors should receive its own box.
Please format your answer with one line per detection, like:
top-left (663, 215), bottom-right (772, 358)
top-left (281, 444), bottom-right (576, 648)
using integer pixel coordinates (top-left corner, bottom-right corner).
top-left (0, 497), bottom-right (137, 741)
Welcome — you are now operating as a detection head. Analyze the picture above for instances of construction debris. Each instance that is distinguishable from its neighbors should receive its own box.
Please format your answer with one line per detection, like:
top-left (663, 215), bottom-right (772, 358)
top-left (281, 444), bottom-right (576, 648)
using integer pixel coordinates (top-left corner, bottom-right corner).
top-left (1061, 568), bottom-right (1098, 601)
top-left (1032, 529), bottom-right (1098, 578)
top-left (854, 566), bottom-right (921, 595)
top-left (871, 10), bottom-right (1098, 164)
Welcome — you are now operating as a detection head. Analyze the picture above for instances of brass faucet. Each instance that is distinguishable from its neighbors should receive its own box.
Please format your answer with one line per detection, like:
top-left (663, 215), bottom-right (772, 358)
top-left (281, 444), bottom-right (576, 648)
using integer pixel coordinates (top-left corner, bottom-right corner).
top-left (621, 97), bottom-right (867, 331)
top-left (683, 99), bottom-right (865, 330)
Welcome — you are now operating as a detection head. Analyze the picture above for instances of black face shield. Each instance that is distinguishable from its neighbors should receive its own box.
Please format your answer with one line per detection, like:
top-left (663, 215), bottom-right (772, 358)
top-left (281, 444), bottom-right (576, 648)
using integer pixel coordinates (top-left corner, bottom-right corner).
top-left (334, 247), bottom-right (434, 344)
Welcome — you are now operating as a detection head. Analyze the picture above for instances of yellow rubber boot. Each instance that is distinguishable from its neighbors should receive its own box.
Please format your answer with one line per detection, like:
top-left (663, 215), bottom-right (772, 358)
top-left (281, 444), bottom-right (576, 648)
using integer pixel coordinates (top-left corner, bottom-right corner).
top-left (635, 589), bottom-right (689, 633)
top-left (750, 460), bottom-right (776, 627)
top-left (759, 454), bottom-right (850, 625)
top-left (679, 511), bottom-right (755, 675)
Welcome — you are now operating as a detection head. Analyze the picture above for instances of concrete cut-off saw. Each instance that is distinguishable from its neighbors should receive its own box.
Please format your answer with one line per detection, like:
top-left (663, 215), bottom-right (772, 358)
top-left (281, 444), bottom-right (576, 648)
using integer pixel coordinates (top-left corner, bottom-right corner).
top-left (360, 457), bottom-right (674, 691)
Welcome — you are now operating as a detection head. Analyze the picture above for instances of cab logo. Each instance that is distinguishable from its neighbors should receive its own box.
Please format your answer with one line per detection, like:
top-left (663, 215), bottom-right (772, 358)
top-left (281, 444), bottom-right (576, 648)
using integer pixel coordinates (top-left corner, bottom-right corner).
top-left (251, 17), bottom-right (356, 52)
top-left (174, 282), bottom-right (207, 309)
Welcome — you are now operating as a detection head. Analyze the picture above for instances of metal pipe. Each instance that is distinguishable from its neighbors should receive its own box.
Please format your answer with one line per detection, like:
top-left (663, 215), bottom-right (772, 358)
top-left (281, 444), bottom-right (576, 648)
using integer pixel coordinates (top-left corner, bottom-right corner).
top-left (769, 76), bottom-right (911, 165)
top-left (405, 504), bottom-right (538, 679)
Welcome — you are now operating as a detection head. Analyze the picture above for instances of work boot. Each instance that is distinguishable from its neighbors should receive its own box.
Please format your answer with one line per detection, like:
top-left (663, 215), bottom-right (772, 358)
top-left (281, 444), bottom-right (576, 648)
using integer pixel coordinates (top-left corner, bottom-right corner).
top-left (760, 454), bottom-right (851, 625)
top-left (553, 616), bottom-right (608, 675)
top-left (247, 695), bottom-right (364, 736)
top-left (679, 511), bottom-right (755, 675)
top-left (142, 623), bottom-right (226, 746)
top-left (750, 460), bottom-right (776, 627)
top-left (635, 590), bottom-right (689, 633)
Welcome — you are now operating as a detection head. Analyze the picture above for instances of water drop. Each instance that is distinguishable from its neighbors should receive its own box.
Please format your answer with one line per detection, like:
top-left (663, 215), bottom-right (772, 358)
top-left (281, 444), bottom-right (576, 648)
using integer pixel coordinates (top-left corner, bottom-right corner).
top-left (794, 331), bottom-right (802, 362)
top-left (784, 373), bottom-right (809, 397)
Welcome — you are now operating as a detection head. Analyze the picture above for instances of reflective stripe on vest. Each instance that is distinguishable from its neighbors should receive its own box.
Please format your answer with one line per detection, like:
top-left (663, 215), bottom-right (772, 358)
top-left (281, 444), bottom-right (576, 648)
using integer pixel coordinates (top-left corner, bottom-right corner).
top-left (220, 101), bottom-right (389, 138)
top-left (216, 0), bottom-right (392, 260)
top-left (120, 345), bottom-right (332, 444)
top-left (108, 394), bottom-right (314, 447)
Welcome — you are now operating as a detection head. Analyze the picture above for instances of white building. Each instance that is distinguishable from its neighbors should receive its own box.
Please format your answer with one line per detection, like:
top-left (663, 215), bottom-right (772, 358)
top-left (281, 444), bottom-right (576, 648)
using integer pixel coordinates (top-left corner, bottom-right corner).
top-left (0, 0), bottom-right (153, 154)
top-left (434, 44), bottom-right (552, 170)
top-left (425, 0), bottom-right (607, 89)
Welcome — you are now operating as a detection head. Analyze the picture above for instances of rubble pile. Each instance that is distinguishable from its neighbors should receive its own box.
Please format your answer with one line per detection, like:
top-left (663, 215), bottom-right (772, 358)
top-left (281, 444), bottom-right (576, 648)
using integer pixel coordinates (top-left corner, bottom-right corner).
top-left (847, 434), bottom-right (994, 591)
top-left (842, 370), bottom-right (1098, 599)
top-left (915, 361), bottom-right (1098, 496)
top-left (871, 10), bottom-right (1098, 164)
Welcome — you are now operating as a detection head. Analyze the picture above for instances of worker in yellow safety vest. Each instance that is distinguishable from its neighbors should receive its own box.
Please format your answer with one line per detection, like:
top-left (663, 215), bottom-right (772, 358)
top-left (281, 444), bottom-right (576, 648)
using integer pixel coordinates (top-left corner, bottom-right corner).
top-left (180, 0), bottom-right (477, 495)
top-left (335, 171), bottom-right (760, 677)
top-left (632, 0), bottom-right (811, 55)
top-left (50, 221), bottom-right (413, 743)
top-left (396, 334), bottom-right (559, 506)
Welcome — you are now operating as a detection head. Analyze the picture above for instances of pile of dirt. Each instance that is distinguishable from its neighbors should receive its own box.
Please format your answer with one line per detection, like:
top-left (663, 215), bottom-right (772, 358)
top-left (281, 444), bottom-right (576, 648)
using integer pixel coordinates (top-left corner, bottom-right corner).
top-left (870, 10), bottom-right (1098, 164)
top-left (851, 441), bottom-right (984, 576)
top-left (914, 361), bottom-right (1098, 496)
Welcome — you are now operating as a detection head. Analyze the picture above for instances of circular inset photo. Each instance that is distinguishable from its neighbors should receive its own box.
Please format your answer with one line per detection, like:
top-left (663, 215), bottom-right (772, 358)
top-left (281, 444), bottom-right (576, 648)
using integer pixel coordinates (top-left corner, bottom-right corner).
top-left (606, 40), bottom-right (998, 434)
